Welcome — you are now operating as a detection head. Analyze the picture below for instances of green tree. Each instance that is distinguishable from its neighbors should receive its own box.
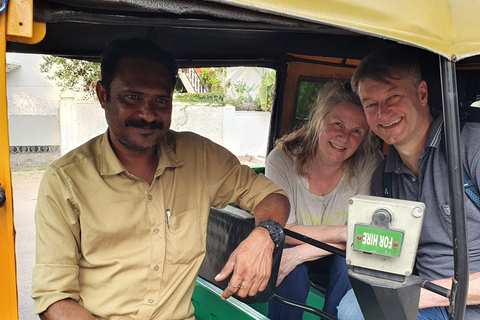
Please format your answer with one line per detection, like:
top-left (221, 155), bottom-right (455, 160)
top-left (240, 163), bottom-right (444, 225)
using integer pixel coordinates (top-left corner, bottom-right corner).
top-left (40, 56), bottom-right (100, 99)
top-left (296, 80), bottom-right (325, 119)
top-left (258, 70), bottom-right (276, 111)
top-left (199, 67), bottom-right (226, 93)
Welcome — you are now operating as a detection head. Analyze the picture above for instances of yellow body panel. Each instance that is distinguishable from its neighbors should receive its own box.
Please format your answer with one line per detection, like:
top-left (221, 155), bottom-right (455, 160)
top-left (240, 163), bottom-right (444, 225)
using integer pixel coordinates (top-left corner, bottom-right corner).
top-left (0, 9), bottom-right (19, 320)
top-left (222, 0), bottom-right (480, 61)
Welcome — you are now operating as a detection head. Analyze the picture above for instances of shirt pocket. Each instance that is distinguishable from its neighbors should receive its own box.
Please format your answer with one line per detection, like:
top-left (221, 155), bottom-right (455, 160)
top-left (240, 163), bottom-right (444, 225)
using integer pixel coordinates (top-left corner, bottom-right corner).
top-left (165, 206), bottom-right (205, 265)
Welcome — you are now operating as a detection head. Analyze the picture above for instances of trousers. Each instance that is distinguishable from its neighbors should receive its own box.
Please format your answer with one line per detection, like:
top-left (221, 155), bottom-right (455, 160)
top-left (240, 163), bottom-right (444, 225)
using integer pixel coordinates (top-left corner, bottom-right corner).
top-left (268, 252), bottom-right (351, 320)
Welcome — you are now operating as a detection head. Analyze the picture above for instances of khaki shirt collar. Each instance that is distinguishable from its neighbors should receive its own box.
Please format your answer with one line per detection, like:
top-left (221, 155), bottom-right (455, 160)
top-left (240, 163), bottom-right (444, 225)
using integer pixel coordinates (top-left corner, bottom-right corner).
top-left (99, 130), bottom-right (184, 177)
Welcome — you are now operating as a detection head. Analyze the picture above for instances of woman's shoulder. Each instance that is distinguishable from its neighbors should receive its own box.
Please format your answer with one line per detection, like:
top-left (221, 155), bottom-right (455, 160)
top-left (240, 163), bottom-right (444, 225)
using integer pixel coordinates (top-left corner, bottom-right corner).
top-left (358, 149), bottom-right (384, 178)
top-left (266, 147), bottom-right (293, 164)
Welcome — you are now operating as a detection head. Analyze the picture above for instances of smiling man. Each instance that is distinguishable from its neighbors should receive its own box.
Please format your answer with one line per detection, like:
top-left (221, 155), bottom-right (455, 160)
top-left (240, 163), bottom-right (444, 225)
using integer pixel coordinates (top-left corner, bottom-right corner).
top-left (31, 38), bottom-right (289, 320)
top-left (337, 46), bottom-right (480, 320)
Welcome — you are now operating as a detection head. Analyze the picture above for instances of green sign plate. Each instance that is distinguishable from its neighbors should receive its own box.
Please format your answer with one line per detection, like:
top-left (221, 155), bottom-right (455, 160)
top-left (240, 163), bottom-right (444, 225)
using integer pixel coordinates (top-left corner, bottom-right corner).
top-left (353, 225), bottom-right (404, 257)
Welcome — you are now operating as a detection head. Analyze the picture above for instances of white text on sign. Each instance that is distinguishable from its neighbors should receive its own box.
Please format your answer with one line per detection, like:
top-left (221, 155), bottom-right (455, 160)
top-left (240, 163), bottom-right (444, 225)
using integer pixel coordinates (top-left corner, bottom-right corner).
top-left (362, 233), bottom-right (393, 249)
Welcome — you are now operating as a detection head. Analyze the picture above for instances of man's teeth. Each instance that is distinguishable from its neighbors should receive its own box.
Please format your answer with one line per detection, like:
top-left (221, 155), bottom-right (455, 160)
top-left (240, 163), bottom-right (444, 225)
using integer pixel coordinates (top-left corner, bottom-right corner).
top-left (382, 117), bottom-right (402, 128)
top-left (331, 142), bottom-right (345, 150)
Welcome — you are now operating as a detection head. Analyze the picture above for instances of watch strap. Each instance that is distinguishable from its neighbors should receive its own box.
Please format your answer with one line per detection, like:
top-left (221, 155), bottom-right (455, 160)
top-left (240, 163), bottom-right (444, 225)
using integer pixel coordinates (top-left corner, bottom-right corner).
top-left (257, 219), bottom-right (285, 249)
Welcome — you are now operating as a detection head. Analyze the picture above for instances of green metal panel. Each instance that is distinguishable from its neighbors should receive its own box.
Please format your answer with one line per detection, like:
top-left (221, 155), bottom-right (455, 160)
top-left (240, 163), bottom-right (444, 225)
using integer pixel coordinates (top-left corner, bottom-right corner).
top-left (193, 278), bottom-right (270, 320)
top-left (193, 277), bottom-right (326, 320)
top-left (303, 287), bottom-right (324, 320)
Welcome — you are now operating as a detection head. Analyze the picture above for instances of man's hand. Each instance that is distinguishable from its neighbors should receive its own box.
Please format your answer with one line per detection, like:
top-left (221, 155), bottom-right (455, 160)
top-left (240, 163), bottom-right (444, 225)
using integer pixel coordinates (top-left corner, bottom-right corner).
top-left (419, 273), bottom-right (480, 309)
top-left (215, 226), bottom-right (274, 300)
top-left (418, 280), bottom-right (451, 309)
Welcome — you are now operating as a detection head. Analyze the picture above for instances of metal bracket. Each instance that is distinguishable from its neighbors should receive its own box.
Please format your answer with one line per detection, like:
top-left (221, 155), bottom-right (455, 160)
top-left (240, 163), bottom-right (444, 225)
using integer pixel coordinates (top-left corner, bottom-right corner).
top-left (7, 0), bottom-right (32, 37)
top-left (6, 0), bottom-right (45, 44)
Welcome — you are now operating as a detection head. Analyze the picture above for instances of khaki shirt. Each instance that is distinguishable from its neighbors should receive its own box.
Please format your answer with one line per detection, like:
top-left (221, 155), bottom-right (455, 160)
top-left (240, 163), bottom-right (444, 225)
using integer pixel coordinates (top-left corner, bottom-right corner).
top-left (32, 130), bottom-right (285, 320)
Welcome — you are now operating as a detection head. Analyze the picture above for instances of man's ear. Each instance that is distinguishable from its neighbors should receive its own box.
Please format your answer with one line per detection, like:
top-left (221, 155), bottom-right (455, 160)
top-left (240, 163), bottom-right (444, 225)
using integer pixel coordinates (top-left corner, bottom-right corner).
top-left (96, 81), bottom-right (107, 109)
top-left (417, 80), bottom-right (429, 107)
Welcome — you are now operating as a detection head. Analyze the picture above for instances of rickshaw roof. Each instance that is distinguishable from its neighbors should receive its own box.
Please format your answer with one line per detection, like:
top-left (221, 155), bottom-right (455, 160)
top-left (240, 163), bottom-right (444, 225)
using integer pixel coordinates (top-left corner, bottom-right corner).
top-left (7, 0), bottom-right (480, 64)
top-left (225, 0), bottom-right (480, 61)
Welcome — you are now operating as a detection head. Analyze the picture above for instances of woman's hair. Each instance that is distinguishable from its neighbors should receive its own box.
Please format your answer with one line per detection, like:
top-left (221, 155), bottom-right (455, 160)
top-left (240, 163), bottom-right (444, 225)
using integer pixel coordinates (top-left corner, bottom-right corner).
top-left (276, 81), bottom-right (377, 182)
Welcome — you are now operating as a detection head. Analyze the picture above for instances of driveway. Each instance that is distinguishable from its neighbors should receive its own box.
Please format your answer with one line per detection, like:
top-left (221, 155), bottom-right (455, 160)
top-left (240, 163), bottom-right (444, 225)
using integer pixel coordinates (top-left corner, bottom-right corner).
top-left (12, 170), bottom-right (44, 320)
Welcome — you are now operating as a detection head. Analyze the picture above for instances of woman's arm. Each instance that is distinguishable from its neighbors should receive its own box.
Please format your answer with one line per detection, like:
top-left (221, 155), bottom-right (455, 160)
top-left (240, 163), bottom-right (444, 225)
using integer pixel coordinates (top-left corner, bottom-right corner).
top-left (285, 223), bottom-right (348, 246)
top-left (276, 244), bottom-right (334, 286)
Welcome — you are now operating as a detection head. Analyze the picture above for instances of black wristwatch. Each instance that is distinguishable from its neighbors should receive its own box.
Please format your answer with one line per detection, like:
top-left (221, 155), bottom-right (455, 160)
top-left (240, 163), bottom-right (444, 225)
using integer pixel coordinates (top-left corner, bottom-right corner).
top-left (257, 220), bottom-right (285, 249)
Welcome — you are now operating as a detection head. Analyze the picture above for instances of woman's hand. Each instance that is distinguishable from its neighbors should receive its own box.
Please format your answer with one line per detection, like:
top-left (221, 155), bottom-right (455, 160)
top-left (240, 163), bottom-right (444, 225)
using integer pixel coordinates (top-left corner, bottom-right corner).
top-left (276, 245), bottom-right (333, 286)
top-left (276, 247), bottom-right (300, 286)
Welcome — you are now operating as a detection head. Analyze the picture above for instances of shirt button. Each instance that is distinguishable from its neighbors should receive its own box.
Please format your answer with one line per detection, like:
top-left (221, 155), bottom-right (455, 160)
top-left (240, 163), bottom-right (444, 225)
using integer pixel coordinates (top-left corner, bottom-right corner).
top-left (153, 228), bottom-right (159, 234)
top-left (412, 177), bottom-right (417, 182)
top-left (148, 298), bottom-right (154, 304)
top-left (148, 195), bottom-right (153, 200)
top-left (154, 265), bottom-right (159, 271)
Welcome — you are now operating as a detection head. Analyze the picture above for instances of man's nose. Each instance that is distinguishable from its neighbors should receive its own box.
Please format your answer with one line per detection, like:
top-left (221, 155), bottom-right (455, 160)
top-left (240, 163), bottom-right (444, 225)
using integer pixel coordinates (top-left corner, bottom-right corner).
top-left (138, 100), bottom-right (157, 121)
top-left (377, 101), bottom-right (391, 120)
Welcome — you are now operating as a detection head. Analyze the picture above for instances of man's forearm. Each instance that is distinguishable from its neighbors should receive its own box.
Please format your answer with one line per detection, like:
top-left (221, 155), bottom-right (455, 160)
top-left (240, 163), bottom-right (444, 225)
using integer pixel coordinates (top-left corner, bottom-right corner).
top-left (40, 299), bottom-right (95, 320)
top-left (253, 193), bottom-right (289, 226)
top-left (419, 272), bottom-right (480, 309)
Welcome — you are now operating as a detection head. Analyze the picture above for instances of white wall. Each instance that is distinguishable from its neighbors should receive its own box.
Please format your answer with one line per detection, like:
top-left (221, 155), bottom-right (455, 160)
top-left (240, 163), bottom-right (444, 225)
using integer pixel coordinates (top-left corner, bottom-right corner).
top-left (7, 53), bottom-right (61, 146)
top-left (171, 103), bottom-right (224, 145)
top-left (60, 99), bottom-right (270, 163)
top-left (8, 115), bottom-right (60, 146)
top-left (230, 110), bottom-right (270, 157)
top-left (60, 96), bottom-right (108, 155)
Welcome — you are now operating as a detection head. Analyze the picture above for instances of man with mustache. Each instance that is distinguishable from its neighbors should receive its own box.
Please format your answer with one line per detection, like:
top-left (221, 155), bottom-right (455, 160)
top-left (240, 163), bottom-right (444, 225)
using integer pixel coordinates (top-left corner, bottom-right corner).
top-left (32, 38), bottom-right (289, 320)
top-left (337, 46), bottom-right (480, 319)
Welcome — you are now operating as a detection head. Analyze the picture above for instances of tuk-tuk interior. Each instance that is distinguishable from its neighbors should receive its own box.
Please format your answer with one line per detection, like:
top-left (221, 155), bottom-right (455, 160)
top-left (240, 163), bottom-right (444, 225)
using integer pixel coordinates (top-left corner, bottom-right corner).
top-left (2, 1), bottom-right (480, 319)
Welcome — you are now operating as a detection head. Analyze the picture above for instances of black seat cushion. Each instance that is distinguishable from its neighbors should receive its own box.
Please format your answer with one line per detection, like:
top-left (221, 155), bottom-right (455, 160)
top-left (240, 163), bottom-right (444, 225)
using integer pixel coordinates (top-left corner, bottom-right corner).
top-left (198, 206), bottom-right (284, 304)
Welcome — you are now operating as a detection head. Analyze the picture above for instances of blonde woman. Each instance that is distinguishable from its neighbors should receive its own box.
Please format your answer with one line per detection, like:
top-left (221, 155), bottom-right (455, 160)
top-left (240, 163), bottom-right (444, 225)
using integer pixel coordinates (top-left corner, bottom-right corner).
top-left (266, 81), bottom-right (383, 319)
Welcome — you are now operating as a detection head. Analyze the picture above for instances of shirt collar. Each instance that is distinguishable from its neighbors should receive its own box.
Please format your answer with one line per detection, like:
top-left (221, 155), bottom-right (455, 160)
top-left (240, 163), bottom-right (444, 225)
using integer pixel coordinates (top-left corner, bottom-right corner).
top-left (424, 112), bottom-right (443, 149)
top-left (155, 131), bottom-right (184, 177)
top-left (100, 131), bottom-right (126, 176)
top-left (100, 130), bottom-right (184, 177)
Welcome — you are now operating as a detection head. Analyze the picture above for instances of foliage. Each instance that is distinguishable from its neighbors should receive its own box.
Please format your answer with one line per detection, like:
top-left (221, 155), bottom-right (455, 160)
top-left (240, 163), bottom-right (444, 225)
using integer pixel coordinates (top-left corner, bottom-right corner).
top-left (40, 56), bottom-right (100, 99)
top-left (174, 92), bottom-right (226, 106)
top-left (226, 70), bottom-right (276, 111)
top-left (296, 80), bottom-right (325, 119)
top-left (39, 58), bottom-right (275, 111)
top-left (227, 80), bottom-right (258, 109)
top-left (258, 70), bottom-right (276, 111)
top-left (199, 68), bottom-right (226, 93)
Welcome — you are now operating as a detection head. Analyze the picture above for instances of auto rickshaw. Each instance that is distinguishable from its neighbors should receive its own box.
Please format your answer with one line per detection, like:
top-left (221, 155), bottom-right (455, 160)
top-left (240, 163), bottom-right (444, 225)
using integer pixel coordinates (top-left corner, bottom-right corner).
top-left (1, 1), bottom-right (479, 319)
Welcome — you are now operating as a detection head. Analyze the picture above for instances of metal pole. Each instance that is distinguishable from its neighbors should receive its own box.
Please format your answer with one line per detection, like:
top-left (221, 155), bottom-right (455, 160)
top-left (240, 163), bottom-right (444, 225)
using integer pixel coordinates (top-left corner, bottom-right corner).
top-left (440, 56), bottom-right (469, 320)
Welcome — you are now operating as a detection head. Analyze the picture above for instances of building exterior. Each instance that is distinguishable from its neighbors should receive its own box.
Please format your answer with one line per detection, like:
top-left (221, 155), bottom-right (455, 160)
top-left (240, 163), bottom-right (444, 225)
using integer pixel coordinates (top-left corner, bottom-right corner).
top-left (7, 53), bottom-right (62, 169)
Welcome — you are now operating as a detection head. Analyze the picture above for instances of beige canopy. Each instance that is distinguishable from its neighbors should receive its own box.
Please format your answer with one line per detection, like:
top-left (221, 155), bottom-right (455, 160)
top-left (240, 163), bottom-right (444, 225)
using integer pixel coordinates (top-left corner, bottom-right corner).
top-left (222, 0), bottom-right (480, 61)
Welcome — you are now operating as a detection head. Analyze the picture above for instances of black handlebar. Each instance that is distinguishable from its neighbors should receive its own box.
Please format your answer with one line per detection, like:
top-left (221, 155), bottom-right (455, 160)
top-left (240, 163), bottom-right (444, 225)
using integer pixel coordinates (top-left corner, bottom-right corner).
top-left (0, 189), bottom-right (5, 207)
